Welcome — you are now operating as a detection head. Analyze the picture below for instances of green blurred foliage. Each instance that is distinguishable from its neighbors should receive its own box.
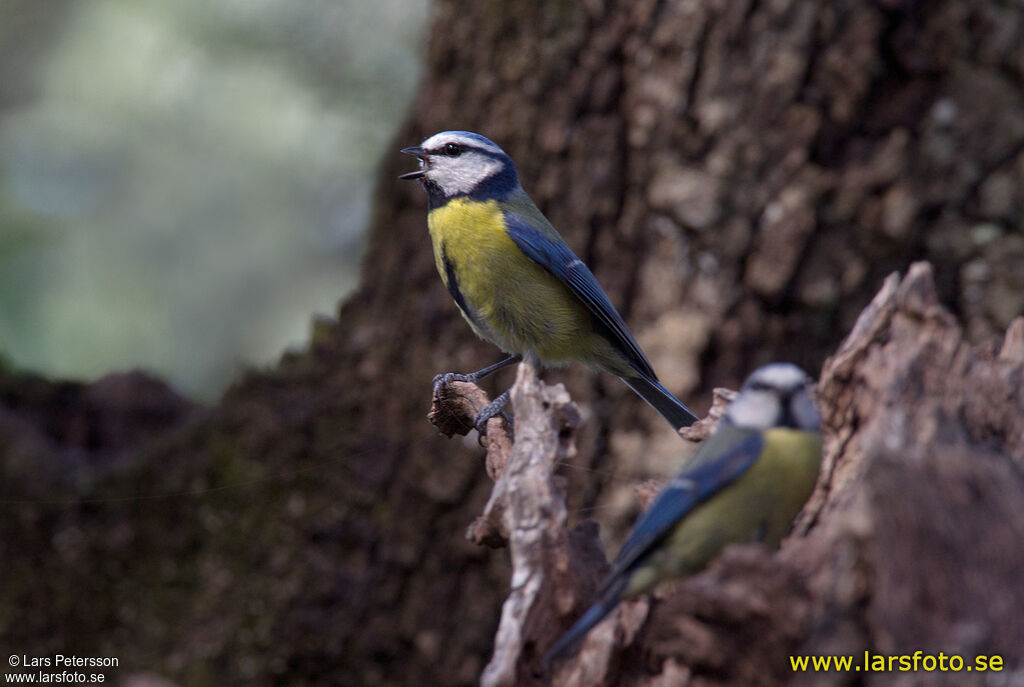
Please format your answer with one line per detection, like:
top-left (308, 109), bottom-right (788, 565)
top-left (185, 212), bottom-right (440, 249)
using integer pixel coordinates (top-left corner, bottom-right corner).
top-left (0, 0), bottom-right (428, 398)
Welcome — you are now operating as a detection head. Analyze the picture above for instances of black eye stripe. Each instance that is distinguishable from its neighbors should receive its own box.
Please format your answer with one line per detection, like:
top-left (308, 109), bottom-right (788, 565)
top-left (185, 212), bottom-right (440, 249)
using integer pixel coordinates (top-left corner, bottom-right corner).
top-left (746, 380), bottom-right (806, 394)
top-left (427, 142), bottom-right (499, 157)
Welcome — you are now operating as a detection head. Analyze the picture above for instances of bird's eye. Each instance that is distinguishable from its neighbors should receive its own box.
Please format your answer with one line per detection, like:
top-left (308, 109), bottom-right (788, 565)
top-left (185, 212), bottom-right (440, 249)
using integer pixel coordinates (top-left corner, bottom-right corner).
top-left (443, 143), bottom-right (463, 156)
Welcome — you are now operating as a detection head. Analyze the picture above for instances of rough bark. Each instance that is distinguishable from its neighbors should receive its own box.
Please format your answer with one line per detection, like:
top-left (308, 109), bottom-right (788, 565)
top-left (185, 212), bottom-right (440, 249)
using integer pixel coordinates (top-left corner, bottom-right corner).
top-left (2, 0), bottom-right (1024, 685)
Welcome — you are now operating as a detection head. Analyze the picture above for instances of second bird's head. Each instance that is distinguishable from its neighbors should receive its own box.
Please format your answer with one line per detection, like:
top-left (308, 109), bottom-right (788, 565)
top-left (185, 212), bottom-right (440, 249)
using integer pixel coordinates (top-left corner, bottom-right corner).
top-left (725, 363), bottom-right (821, 433)
top-left (400, 131), bottom-right (522, 205)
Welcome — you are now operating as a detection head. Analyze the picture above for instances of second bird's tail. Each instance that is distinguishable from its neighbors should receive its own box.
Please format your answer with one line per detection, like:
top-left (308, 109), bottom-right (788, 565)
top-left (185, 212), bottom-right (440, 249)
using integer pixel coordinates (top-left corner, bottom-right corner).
top-left (543, 576), bottom-right (629, 668)
top-left (621, 374), bottom-right (700, 430)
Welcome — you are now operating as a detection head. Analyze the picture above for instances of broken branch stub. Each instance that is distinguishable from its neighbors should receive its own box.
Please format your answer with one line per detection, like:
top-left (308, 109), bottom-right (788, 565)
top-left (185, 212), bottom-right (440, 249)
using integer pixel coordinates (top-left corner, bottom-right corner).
top-left (427, 379), bottom-right (514, 479)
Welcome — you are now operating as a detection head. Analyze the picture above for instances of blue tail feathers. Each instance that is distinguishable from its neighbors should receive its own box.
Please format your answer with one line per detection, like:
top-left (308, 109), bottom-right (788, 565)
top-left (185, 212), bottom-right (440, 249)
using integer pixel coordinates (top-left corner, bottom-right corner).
top-left (621, 374), bottom-right (700, 430)
top-left (543, 577), bottom-right (629, 667)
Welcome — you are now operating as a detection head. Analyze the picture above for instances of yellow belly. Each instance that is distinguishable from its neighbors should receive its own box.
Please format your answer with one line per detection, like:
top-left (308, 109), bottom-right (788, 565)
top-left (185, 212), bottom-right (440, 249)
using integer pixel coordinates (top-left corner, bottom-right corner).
top-left (428, 198), bottom-right (619, 367)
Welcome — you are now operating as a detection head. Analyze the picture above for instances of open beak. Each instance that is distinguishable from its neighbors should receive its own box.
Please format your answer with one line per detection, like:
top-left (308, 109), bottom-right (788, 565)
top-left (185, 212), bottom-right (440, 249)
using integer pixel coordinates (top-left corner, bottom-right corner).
top-left (399, 146), bottom-right (426, 179)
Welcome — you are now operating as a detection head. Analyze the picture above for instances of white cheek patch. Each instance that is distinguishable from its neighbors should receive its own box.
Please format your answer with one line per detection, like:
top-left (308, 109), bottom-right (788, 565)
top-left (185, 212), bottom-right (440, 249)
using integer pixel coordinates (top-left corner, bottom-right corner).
top-left (726, 390), bottom-right (780, 430)
top-left (428, 153), bottom-right (503, 196)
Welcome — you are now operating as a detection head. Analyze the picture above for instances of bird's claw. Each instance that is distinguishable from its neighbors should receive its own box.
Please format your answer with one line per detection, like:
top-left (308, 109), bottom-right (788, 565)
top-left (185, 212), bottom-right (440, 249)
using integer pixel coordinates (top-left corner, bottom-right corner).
top-left (473, 390), bottom-right (512, 442)
top-left (431, 367), bottom-right (515, 443)
top-left (432, 371), bottom-right (477, 395)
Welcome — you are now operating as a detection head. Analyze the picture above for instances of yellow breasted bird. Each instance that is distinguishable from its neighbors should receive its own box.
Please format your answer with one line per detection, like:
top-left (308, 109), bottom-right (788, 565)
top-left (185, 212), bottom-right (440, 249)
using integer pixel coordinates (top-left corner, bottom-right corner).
top-left (544, 363), bottom-right (822, 664)
top-left (400, 131), bottom-right (699, 433)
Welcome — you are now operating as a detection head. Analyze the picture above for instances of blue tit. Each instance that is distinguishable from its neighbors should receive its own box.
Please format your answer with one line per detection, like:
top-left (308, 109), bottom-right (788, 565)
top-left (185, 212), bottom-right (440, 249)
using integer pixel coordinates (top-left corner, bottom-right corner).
top-left (544, 363), bottom-right (822, 664)
top-left (400, 131), bottom-right (699, 433)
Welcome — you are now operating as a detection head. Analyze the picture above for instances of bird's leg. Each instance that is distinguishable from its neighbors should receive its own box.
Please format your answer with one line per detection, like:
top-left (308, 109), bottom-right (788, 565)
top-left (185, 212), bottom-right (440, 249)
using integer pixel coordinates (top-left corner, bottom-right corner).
top-left (432, 354), bottom-right (522, 392)
top-left (474, 388), bottom-right (512, 437)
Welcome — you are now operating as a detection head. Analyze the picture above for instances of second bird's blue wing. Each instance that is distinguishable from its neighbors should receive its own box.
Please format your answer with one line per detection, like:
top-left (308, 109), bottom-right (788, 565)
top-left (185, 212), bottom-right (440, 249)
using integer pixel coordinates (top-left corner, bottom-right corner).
top-left (601, 432), bottom-right (765, 593)
top-left (544, 430), bottom-right (765, 664)
top-left (502, 212), bottom-right (657, 379)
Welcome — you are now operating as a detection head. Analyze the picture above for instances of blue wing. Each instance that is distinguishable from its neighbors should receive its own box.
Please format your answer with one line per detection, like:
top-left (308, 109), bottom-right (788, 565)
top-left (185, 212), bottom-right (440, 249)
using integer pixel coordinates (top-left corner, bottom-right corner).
top-left (600, 432), bottom-right (765, 593)
top-left (502, 212), bottom-right (656, 379)
top-left (545, 430), bottom-right (765, 664)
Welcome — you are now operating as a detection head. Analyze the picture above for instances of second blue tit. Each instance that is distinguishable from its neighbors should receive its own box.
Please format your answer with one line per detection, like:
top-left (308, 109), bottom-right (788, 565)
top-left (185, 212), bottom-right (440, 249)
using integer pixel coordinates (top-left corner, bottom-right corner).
top-left (401, 131), bottom-right (699, 432)
top-left (545, 363), bottom-right (823, 664)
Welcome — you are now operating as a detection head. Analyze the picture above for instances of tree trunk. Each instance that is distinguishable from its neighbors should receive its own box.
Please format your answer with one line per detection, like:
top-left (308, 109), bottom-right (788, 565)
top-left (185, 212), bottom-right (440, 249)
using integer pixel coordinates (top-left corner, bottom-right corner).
top-left (2, 0), bottom-right (1023, 685)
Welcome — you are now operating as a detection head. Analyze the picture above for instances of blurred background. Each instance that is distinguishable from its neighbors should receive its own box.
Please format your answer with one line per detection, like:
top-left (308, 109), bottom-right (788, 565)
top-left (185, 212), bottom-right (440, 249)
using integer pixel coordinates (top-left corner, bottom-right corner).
top-left (0, 0), bottom-right (429, 399)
